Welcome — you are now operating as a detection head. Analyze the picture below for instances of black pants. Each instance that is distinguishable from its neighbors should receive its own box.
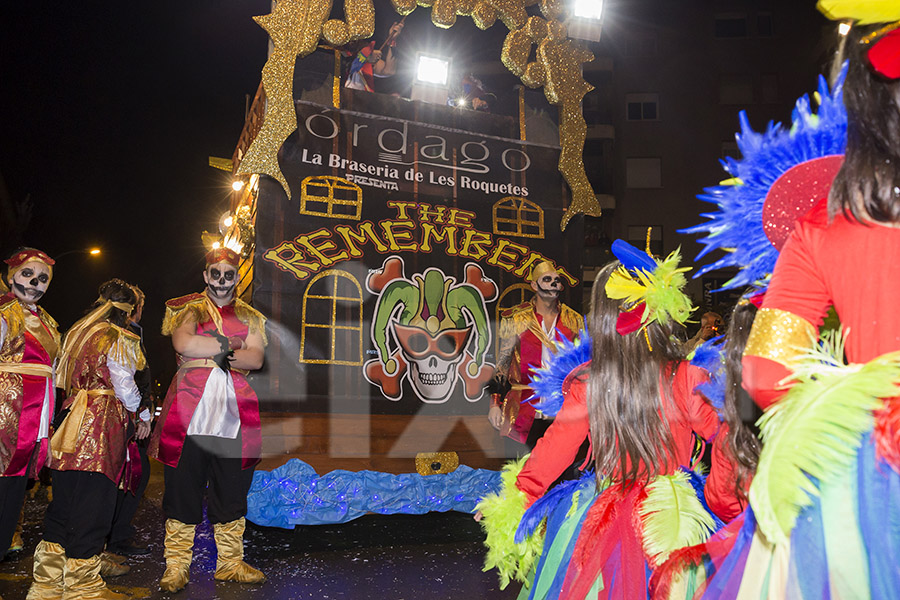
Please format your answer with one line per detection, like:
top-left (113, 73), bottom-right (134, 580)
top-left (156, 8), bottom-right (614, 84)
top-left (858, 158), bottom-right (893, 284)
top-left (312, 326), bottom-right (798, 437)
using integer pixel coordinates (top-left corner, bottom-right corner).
top-left (108, 441), bottom-right (151, 547)
top-left (44, 470), bottom-right (118, 559)
top-left (0, 475), bottom-right (28, 559)
top-left (163, 435), bottom-right (255, 525)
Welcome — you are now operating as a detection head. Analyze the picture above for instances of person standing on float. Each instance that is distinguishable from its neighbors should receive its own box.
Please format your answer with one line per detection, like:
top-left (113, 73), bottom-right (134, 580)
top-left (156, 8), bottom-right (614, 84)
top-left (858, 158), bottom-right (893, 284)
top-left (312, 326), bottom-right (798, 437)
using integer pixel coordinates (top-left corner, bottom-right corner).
top-left (149, 247), bottom-right (267, 593)
top-left (0, 249), bottom-right (59, 566)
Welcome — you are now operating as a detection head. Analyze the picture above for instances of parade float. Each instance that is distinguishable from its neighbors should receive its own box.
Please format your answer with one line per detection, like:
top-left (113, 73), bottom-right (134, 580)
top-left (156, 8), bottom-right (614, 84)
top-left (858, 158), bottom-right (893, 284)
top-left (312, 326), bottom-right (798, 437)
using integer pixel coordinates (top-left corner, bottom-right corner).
top-left (209, 0), bottom-right (604, 525)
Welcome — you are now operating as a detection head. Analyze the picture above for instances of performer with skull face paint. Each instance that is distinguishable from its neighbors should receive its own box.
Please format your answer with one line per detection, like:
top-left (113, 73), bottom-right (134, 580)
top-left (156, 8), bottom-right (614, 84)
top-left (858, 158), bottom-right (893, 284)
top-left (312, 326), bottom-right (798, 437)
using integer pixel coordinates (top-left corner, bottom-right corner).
top-left (489, 261), bottom-right (582, 447)
top-left (0, 249), bottom-right (60, 563)
top-left (149, 247), bottom-right (267, 593)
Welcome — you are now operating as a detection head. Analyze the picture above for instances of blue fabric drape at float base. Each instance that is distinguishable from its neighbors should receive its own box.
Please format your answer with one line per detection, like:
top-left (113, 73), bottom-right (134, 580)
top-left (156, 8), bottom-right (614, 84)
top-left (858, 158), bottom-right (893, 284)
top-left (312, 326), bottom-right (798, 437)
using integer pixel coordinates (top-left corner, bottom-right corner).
top-left (247, 459), bottom-right (502, 528)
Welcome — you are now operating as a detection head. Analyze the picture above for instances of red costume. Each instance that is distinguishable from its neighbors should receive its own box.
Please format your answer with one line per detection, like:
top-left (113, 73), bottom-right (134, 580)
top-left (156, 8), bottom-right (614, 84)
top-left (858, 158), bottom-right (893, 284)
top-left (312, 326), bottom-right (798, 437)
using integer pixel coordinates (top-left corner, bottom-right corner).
top-left (495, 300), bottom-right (582, 444)
top-left (515, 361), bottom-right (723, 506)
top-left (0, 293), bottom-right (59, 479)
top-left (149, 292), bottom-right (265, 469)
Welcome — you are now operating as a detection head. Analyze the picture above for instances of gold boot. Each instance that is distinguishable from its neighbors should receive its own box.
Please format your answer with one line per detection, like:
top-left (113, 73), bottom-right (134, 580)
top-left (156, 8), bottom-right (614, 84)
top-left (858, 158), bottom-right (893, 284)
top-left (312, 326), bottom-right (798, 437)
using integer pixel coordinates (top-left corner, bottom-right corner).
top-left (26, 541), bottom-right (66, 600)
top-left (213, 517), bottom-right (265, 584)
top-left (99, 552), bottom-right (130, 577)
top-left (9, 505), bottom-right (25, 552)
top-left (61, 556), bottom-right (126, 600)
top-left (159, 519), bottom-right (195, 593)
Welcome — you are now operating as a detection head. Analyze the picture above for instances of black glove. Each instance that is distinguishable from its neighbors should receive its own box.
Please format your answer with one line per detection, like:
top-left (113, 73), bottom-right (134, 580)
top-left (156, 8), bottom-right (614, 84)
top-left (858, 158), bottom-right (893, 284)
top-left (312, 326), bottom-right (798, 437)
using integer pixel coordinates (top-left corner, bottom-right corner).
top-left (213, 349), bottom-right (234, 372)
top-left (486, 374), bottom-right (511, 396)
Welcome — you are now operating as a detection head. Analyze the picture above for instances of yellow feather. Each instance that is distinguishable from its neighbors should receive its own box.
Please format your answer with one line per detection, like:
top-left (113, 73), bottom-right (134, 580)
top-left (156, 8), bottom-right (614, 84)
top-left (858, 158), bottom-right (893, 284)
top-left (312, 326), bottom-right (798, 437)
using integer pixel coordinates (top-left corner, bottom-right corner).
top-left (817, 0), bottom-right (900, 24)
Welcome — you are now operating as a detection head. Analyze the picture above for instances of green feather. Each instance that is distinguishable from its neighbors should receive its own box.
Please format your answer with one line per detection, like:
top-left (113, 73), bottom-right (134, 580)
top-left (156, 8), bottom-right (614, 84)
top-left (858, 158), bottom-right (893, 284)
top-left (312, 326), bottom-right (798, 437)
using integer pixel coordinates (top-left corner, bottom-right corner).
top-left (639, 471), bottom-right (717, 566)
top-left (749, 329), bottom-right (900, 544)
top-left (476, 455), bottom-right (544, 589)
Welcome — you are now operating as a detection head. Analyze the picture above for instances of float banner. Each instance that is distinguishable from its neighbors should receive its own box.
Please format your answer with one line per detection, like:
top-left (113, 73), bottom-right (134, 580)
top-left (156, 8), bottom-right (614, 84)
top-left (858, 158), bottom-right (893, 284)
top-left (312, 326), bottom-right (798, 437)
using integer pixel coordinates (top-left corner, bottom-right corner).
top-left (253, 101), bottom-right (583, 415)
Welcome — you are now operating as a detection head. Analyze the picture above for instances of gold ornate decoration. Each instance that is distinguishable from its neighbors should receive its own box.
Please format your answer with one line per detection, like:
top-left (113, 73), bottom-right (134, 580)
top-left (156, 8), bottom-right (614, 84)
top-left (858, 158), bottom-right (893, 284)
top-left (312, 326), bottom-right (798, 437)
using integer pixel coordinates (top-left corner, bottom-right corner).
top-left (240, 0), bottom-right (598, 229)
top-left (415, 451), bottom-right (460, 475)
top-left (301, 175), bottom-right (363, 220)
top-left (299, 269), bottom-right (364, 365)
top-left (492, 196), bottom-right (545, 238)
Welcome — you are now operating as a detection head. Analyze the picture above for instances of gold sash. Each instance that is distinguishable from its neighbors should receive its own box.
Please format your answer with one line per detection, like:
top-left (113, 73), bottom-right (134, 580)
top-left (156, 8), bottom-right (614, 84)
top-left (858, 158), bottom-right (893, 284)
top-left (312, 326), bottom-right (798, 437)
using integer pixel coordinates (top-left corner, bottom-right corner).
top-left (51, 388), bottom-right (114, 458)
top-left (0, 362), bottom-right (53, 378)
top-left (179, 358), bottom-right (248, 376)
top-left (24, 311), bottom-right (59, 363)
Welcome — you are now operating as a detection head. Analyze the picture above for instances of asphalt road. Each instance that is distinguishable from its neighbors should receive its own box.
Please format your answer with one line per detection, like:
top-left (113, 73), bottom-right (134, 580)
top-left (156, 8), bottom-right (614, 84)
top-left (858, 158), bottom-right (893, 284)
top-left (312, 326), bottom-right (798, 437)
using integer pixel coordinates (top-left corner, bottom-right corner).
top-left (0, 463), bottom-right (519, 600)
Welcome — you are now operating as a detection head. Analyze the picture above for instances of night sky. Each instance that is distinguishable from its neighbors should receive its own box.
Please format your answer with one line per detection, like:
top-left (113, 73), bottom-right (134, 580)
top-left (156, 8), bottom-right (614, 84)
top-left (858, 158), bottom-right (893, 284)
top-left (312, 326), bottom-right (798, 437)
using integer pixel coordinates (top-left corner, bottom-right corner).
top-left (1, 2), bottom-right (272, 379)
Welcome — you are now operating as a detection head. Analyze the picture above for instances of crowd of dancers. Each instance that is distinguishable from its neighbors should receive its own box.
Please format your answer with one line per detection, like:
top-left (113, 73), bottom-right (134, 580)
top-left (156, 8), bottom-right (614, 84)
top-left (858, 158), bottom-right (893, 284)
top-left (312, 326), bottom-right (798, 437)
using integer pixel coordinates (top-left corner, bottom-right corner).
top-left (478, 4), bottom-right (900, 599)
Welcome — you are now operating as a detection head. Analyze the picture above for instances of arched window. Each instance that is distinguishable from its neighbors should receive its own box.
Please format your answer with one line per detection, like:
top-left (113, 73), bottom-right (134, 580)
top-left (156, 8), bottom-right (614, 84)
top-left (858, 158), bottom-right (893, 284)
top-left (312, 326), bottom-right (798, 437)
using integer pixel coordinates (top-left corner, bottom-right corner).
top-left (300, 175), bottom-right (362, 220)
top-left (492, 196), bottom-right (544, 239)
top-left (494, 283), bottom-right (532, 357)
top-left (299, 269), bottom-right (364, 365)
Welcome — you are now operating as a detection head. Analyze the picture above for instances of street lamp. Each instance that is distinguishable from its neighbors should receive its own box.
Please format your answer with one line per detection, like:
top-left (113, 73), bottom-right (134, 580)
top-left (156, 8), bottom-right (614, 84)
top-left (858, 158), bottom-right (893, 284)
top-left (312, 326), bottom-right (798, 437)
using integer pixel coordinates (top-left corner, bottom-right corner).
top-left (54, 248), bottom-right (102, 260)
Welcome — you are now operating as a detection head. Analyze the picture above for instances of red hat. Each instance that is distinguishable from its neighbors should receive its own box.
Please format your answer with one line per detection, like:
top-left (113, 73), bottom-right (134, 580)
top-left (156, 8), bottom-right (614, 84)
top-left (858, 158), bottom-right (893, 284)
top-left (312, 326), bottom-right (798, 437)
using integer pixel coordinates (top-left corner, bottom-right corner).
top-left (5, 248), bottom-right (55, 279)
top-left (205, 247), bottom-right (240, 267)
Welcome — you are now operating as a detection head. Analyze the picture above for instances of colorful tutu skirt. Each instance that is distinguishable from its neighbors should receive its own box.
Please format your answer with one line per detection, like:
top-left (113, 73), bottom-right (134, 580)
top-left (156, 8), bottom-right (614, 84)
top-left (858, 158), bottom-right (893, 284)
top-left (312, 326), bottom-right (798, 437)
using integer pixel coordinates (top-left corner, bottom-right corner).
top-left (479, 464), bottom-right (723, 600)
top-left (694, 433), bottom-right (900, 600)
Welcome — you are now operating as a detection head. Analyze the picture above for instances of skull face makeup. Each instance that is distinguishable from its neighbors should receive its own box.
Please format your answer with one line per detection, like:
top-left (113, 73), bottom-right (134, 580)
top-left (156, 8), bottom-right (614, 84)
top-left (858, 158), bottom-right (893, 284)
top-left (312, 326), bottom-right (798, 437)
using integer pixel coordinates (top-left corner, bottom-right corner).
top-left (532, 272), bottom-right (563, 300)
top-left (9, 260), bottom-right (51, 306)
top-left (203, 262), bottom-right (238, 304)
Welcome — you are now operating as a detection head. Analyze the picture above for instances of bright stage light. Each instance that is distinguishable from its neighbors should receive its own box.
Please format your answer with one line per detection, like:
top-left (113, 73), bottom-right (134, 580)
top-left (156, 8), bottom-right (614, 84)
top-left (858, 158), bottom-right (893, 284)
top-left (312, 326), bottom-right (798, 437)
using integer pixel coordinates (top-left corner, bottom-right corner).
top-left (89, 248), bottom-right (101, 256)
top-left (224, 216), bottom-right (234, 228)
top-left (838, 22), bottom-right (851, 36)
top-left (232, 180), bottom-right (245, 191)
top-left (573, 0), bottom-right (604, 20)
top-left (416, 55), bottom-right (450, 86)
top-left (568, 0), bottom-right (604, 41)
top-left (212, 241), bottom-right (221, 250)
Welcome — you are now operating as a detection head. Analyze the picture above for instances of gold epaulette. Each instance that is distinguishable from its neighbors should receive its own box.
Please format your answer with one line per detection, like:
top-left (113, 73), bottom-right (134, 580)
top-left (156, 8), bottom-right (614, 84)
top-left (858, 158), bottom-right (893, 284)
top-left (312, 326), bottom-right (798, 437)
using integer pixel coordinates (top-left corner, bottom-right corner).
top-left (161, 293), bottom-right (206, 337)
top-left (234, 298), bottom-right (269, 347)
top-left (96, 324), bottom-right (147, 371)
top-left (559, 304), bottom-right (585, 336)
top-left (499, 302), bottom-right (535, 340)
top-left (0, 297), bottom-right (25, 341)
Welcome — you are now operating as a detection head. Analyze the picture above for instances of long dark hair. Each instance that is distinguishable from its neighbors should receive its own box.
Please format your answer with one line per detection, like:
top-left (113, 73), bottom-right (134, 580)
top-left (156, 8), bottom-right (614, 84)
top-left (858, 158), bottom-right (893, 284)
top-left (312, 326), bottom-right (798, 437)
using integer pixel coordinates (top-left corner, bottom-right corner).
top-left (828, 23), bottom-right (900, 223)
top-left (720, 299), bottom-right (762, 501)
top-left (95, 279), bottom-right (137, 328)
top-left (587, 261), bottom-right (685, 487)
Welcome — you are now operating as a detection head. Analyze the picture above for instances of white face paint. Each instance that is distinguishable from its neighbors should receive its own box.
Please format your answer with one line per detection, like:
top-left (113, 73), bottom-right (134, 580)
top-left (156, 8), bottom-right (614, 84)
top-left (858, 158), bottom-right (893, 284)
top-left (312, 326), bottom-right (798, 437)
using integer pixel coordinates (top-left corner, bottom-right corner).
top-left (9, 261), bottom-right (51, 306)
top-left (531, 272), bottom-right (563, 300)
top-left (203, 262), bottom-right (238, 304)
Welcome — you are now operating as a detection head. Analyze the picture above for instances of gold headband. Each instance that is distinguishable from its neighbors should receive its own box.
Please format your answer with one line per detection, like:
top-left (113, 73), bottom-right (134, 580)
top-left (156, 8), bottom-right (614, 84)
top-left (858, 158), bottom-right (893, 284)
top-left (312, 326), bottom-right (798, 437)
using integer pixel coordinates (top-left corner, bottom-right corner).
top-left (530, 260), bottom-right (560, 283)
top-left (94, 296), bottom-right (134, 313)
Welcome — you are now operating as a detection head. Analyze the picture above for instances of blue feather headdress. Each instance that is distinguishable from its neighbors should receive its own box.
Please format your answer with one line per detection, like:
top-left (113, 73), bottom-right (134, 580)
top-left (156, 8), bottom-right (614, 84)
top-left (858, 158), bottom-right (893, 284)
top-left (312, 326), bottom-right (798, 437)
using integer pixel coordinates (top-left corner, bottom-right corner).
top-left (529, 325), bottom-right (592, 419)
top-left (680, 64), bottom-right (848, 292)
top-left (690, 336), bottom-right (726, 416)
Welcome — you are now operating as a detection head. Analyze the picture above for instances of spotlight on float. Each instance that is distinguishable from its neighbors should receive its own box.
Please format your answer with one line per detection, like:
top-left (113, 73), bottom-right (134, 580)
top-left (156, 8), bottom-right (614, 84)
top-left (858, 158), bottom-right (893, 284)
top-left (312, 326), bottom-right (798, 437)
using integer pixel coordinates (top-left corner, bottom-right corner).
top-left (232, 179), bottom-right (245, 191)
top-left (218, 211), bottom-right (235, 236)
top-left (411, 53), bottom-right (451, 105)
top-left (568, 0), bottom-right (604, 42)
top-left (838, 21), bottom-right (851, 36)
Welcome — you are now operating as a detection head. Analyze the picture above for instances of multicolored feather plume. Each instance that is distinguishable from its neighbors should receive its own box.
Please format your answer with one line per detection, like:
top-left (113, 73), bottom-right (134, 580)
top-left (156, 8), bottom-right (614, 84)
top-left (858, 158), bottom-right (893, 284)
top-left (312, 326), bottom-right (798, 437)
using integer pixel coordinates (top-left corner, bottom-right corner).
top-left (639, 471), bottom-right (718, 566)
top-left (530, 327), bottom-right (591, 419)
top-left (477, 455), bottom-right (544, 589)
top-left (749, 329), bottom-right (900, 544)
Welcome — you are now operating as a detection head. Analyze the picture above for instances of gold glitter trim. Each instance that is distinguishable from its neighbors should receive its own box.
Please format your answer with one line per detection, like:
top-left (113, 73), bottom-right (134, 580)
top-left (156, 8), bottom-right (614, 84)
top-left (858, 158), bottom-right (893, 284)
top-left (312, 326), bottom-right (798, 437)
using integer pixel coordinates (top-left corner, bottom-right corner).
top-left (415, 452), bottom-right (459, 475)
top-left (301, 176), bottom-right (363, 221)
top-left (743, 308), bottom-right (817, 369)
top-left (492, 196), bottom-right (544, 239)
top-left (518, 85), bottom-right (526, 141)
top-left (299, 269), bottom-right (364, 365)
top-left (333, 48), bottom-right (341, 109)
